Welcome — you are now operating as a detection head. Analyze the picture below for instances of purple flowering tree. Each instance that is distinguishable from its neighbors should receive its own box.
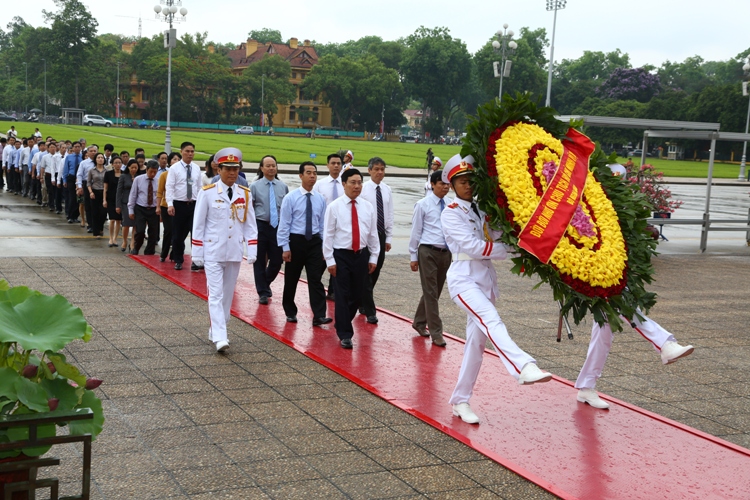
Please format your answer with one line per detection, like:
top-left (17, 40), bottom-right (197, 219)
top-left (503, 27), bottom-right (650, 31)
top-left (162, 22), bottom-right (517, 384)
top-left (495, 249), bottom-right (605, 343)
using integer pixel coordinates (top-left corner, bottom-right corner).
top-left (596, 67), bottom-right (661, 102)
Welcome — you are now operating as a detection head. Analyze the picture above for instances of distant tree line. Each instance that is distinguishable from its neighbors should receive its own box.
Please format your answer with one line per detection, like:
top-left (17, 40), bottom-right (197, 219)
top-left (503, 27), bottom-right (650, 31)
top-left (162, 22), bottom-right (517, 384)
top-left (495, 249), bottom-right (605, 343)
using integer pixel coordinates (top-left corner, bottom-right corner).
top-left (2, 0), bottom-right (749, 153)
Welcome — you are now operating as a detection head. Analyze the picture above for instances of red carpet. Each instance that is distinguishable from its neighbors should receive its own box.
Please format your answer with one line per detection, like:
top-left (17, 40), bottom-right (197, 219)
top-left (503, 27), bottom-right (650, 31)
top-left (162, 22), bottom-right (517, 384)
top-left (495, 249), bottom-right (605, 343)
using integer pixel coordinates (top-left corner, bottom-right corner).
top-left (132, 255), bottom-right (750, 499)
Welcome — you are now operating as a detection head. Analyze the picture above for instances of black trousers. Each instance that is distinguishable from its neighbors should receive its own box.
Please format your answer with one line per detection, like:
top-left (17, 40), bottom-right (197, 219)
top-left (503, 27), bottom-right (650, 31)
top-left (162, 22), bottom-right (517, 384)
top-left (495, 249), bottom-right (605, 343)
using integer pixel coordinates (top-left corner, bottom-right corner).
top-left (159, 209), bottom-right (173, 260)
top-left (133, 205), bottom-right (160, 254)
top-left (65, 175), bottom-right (79, 220)
top-left (10, 168), bottom-right (20, 193)
top-left (254, 220), bottom-right (284, 297)
top-left (333, 248), bottom-right (370, 340)
top-left (90, 189), bottom-right (106, 236)
top-left (22, 168), bottom-right (31, 196)
top-left (171, 200), bottom-right (195, 264)
top-left (82, 181), bottom-right (92, 227)
top-left (361, 230), bottom-right (387, 316)
top-left (282, 234), bottom-right (326, 319)
top-left (45, 174), bottom-right (62, 212)
top-left (0, 167), bottom-right (4, 189)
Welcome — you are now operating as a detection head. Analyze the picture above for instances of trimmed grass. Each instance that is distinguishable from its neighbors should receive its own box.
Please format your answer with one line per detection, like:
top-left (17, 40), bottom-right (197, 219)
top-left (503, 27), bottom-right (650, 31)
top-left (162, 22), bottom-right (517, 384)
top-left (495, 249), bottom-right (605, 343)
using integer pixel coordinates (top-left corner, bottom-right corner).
top-left (5, 122), bottom-right (744, 177)
top-left (6, 123), bottom-right (461, 168)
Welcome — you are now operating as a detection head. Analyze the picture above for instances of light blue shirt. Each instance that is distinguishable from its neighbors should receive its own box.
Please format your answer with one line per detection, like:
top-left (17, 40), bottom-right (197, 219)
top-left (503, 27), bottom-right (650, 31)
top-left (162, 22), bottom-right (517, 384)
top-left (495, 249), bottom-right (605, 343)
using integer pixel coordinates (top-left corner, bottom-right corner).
top-left (409, 192), bottom-right (453, 261)
top-left (276, 186), bottom-right (326, 251)
top-left (76, 158), bottom-right (95, 188)
top-left (250, 177), bottom-right (288, 223)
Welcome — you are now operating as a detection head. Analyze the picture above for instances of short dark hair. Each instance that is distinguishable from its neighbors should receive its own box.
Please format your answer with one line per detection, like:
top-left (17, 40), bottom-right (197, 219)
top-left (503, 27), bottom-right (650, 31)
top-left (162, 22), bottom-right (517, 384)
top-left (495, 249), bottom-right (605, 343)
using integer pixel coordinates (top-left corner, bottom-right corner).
top-left (0, 138), bottom-right (5, 144)
top-left (299, 161), bottom-right (317, 174)
top-left (341, 168), bottom-right (361, 183)
top-left (127, 159), bottom-right (138, 168)
top-left (430, 170), bottom-right (443, 184)
top-left (120, 150), bottom-right (129, 156)
top-left (167, 152), bottom-right (182, 163)
top-left (180, 141), bottom-right (195, 151)
top-left (327, 153), bottom-right (343, 164)
top-left (135, 153), bottom-right (146, 160)
top-left (104, 143), bottom-right (114, 151)
top-left (134, 147), bottom-right (144, 154)
top-left (72, 141), bottom-right (81, 147)
top-left (157, 151), bottom-right (167, 159)
top-left (367, 156), bottom-right (385, 170)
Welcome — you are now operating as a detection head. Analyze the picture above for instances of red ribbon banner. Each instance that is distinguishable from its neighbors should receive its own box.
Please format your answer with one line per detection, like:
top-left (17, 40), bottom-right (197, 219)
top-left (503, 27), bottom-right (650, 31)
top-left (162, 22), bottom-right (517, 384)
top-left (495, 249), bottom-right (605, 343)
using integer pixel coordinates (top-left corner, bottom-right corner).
top-left (517, 128), bottom-right (595, 264)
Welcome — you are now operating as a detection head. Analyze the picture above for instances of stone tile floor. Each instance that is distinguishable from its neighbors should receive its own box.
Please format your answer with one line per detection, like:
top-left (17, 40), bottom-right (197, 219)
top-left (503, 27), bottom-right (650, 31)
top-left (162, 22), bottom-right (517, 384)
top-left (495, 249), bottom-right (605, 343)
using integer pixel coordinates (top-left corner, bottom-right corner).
top-left (1, 253), bottom-right (748, 499)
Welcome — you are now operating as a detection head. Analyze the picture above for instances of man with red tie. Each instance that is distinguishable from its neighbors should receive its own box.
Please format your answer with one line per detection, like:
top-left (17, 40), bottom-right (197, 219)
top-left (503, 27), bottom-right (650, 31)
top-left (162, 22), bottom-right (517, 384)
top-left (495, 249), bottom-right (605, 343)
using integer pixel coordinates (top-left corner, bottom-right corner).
top-left (127, 160), bottom-right (161, 255)
top-left (322, 168), bottom-right (380, 349)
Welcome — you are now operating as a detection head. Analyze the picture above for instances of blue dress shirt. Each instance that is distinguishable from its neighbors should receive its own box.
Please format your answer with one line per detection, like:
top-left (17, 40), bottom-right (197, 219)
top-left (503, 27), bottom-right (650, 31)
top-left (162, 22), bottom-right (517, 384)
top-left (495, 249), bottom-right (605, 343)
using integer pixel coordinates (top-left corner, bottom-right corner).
top-left (276, 186), bottom-right (326, 251)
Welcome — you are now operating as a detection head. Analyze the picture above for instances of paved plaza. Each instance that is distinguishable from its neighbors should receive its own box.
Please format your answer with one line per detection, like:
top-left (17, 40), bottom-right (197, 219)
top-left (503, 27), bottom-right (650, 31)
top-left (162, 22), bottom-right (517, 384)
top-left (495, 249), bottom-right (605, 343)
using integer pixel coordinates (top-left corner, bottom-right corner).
top-left (1, 185), bottom-right (750, 498)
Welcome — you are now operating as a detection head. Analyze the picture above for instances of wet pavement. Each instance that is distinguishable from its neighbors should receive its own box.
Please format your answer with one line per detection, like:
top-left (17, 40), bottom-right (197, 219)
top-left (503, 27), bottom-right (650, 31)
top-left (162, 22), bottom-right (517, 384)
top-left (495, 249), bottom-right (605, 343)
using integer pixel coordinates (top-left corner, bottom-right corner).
top-left (1, 182), bottom-right (749, 499)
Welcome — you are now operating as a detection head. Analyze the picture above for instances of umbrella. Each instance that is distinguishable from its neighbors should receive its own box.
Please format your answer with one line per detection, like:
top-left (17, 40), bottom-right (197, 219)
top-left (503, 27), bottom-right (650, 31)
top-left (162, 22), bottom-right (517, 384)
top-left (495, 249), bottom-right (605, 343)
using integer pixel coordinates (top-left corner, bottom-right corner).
top-left (29, 108), bottom-right (42, 114)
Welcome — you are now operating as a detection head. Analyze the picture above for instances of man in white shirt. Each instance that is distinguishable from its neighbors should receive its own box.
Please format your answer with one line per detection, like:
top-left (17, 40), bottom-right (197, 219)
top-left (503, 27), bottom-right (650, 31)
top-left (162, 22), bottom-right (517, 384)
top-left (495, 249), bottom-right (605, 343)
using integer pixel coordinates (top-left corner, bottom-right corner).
top-left (409, 169), bottom-right (452, 347)
top-left (165, 141), bottom-right (202, 271)
top-left (314, 152), bottom-right (345, 300)
top-left (76, 145), bottom-right (98, 232)
top-left (31, 141), bottom-right (47, 205)
top-left (40, 142), bottom-right (63, 213)
top-left (322, 168), bottom-right (380, 349)
top-left (358, 157), bottom-right (394, 324)
top-left (19, 138), bottom-right (31, 198)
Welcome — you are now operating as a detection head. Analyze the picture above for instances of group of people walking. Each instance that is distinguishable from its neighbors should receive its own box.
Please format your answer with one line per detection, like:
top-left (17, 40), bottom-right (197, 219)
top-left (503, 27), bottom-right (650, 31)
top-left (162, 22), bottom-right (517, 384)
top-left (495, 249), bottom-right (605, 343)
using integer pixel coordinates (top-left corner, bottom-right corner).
top-left (0, 133), bottom-right (696, 425)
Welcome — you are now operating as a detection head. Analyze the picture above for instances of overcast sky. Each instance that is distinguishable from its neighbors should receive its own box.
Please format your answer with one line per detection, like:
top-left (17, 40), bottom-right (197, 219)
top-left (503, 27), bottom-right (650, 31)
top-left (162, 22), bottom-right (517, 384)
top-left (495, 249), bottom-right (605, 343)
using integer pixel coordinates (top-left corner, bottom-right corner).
top-left (2, 0), bottom-right (747, 68)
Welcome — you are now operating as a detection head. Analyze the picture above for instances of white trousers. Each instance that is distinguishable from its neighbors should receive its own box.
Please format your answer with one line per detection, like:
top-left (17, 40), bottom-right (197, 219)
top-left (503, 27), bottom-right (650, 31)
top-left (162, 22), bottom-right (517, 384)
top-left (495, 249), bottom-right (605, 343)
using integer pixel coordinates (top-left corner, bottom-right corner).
top-left (449, 287), bottom-right (535, 405)
top-left (575, 314), bottom-right (675, 390)
top-left (205, 261), bottom-right (241, 344)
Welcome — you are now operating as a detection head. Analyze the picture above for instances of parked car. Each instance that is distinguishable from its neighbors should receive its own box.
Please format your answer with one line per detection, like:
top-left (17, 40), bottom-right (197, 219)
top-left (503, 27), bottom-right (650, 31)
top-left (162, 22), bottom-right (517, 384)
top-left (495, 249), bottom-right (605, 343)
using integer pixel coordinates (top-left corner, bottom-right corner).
top-left (83, 114), bottom-right (113, 127)
top-left (0, 112), bottom-right (17, 122)
top-left (628, 149), bottom-right (652, 157)
top-left (235, 126), bottom-right (255, 135)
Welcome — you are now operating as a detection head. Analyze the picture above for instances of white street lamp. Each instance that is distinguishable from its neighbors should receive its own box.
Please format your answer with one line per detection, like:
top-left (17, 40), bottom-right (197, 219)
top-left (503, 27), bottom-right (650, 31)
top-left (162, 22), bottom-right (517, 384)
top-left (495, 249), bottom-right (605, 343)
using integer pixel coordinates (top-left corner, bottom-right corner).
top-left (739, 60), bottom-right (750, 181)
top-left (154, 0), bottom-right (188, 154)
top-left (545, 0), bottom-right (567, 107)
top-left (41, 58), bottom-right (46, 120)
top-left (492, 25), bottom-right (517, 99)
top-left (22, 62), bottom-right (28, 115)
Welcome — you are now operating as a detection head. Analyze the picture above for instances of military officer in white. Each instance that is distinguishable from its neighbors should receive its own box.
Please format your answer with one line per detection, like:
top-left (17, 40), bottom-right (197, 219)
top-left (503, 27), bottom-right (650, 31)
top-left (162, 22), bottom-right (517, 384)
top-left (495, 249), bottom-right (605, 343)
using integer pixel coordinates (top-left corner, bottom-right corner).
top-left (441, 154), bottom-right (552, 425)
top-left (192, 147), bottom-right (258, 352)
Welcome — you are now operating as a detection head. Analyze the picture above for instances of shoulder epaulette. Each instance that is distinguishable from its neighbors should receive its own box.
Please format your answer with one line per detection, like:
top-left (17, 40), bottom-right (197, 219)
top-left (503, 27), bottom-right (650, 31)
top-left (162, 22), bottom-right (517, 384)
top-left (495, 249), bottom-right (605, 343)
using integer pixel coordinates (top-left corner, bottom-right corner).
top-left (202, 183), bottom-right (215, 190)
top-left (239, 185), bottom-right (250, 192)
top-left (447, 202), bottom-right (459, 209)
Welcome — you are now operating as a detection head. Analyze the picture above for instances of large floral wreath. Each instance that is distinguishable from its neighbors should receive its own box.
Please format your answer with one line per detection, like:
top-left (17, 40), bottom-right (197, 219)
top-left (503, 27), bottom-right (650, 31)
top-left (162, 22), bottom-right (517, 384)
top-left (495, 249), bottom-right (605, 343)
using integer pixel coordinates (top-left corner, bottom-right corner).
top-left (463, 94), bottom-right (658, 331)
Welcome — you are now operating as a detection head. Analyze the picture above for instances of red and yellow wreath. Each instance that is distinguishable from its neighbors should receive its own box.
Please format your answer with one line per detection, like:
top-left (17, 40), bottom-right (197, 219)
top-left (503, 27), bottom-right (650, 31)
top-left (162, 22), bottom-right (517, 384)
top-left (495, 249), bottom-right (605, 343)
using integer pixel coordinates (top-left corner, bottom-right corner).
top-left (464, 94), bottom-right (657, 330)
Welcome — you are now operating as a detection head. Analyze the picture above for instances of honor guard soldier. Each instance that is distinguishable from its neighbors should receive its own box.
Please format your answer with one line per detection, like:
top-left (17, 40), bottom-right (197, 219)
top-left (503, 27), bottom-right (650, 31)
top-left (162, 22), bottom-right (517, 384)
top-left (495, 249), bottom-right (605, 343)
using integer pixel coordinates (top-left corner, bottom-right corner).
top-left (192, 147), bottom-right (258, 353)
top-left (441, 154), bottom-right (552, 425)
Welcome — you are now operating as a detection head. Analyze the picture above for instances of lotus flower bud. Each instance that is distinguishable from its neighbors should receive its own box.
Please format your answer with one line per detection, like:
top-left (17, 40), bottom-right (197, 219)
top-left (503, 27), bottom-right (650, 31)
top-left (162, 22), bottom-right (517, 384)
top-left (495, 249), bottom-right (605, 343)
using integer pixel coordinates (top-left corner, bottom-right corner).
top-left (21, 364), bottom-right (38, 378)
top-left (48, 398), bottom-right (59, 411)
top-left (47, 362), bottom-right (56, 373)
top-left (85, 378), bottom-right (103, 390)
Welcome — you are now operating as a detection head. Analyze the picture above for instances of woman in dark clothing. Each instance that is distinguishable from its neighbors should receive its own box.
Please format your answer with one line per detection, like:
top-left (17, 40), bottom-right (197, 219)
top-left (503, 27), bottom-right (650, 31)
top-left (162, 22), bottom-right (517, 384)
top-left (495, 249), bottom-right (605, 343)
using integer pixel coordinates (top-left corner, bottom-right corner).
top-left (116, 159), bottom-right (139, 252)
top-left (87, 153), bottom-right (107, 238)
top-left (103, 156), bottom-right (123, 247)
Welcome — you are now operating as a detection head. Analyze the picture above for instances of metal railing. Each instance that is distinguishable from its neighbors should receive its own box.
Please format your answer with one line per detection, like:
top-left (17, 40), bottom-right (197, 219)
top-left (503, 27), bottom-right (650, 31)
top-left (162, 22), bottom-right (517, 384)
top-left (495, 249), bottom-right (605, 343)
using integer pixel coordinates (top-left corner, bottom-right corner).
top-left (647, 208), bottom-right (750, 251)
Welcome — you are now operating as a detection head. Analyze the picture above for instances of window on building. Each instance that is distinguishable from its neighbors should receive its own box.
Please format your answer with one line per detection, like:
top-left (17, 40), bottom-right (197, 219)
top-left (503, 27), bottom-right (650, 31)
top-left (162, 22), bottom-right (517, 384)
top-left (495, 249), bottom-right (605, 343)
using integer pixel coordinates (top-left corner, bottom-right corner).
top-left (292, 72), bottom-right (297, 79)
top-left (142, 87), bottom-right (151, 102)
top-left (289, 106), bottom-right (296, 121)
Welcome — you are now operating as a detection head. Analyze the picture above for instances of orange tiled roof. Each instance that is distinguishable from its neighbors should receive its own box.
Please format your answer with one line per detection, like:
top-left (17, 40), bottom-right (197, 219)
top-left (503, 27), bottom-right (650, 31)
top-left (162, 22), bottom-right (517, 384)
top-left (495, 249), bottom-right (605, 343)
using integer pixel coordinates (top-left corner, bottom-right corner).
top-left (228, 40), bottom-right (319, 70)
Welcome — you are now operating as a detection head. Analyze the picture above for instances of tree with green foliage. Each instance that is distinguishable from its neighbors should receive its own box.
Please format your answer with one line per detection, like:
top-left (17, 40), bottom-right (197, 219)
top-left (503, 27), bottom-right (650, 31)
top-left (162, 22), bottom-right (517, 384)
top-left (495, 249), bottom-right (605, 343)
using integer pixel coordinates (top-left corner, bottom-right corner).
top-left (247, 28), bottom-right (283, 44)
top-left (42, 0), bottom-right (99, 108)
top-left (240, 55), bottom-right (296, 127)
top-left (401, 27), bottom-right (471, 134)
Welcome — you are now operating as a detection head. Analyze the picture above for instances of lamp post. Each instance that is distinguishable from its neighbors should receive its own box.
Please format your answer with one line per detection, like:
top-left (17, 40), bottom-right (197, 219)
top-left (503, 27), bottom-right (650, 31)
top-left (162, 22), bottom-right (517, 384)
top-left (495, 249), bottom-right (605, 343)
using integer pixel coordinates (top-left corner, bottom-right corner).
top-left (154, 0), bottom-right (188, 154)
top-left (739, 59), bottom-right (750, 181)
top-left (41, 59), bottom-right (46, 120)
top-left (491, 24), bottom-right (518, 99)
top-left (22, 62), bottom-right (28, 115)
top-left (116, 62), bottom-right (120, 127)
top-left (261, 73), bottom-right (265, 134)
top-left (545, 0), bottom-right (567, 107)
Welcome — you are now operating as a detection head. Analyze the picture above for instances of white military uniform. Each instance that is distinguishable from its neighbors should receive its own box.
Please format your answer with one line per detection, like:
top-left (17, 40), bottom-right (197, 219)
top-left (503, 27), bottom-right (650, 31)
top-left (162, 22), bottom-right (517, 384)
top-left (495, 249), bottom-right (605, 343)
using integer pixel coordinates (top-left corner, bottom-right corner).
top-left (576, 313), bottom-right (674, 390)
top-left (192, 180), bottom-right (258, 345)
top-left (442, 197), bottom-right (536, 405)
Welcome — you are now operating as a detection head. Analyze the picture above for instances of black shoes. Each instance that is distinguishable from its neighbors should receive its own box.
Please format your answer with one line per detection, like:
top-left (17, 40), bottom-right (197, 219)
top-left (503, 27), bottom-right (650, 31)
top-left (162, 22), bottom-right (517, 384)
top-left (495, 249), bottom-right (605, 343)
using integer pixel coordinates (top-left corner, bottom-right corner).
top-left (340, 339), bottom-right (353, 349)
top-left (190, 263), bottom-right (203, 271)
top-left (174, 263), bottom-right (183, 270)
top-left (312, 317), bottom-right (332, 327)
top-left (286, 316), bottom-right (297, 323)
top-left (366, 315), bottom-right (379, 324)
top-left (326, 292), bottom-right (335, 301)
top-left (159, 257), bottom-right (165, 262)
top-left (259, 296), bottom-right (269, 305)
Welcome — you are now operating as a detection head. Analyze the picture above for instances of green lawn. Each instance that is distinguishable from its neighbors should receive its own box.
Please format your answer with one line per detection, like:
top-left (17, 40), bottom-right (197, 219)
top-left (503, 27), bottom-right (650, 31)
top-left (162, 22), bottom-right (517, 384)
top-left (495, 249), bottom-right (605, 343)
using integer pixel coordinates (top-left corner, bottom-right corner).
top-left (5, 122), bottom-right (745, 177)
top-left (6, 122), bottom-right (461, 168)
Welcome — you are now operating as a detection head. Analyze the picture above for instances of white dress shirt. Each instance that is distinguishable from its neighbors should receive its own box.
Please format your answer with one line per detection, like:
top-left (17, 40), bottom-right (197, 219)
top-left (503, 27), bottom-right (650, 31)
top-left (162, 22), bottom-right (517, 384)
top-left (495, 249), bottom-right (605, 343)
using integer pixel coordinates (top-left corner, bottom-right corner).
top-left (2, 144), bottom-right (12, 167)
top-left (323, 195), bottom-right (380, 267)
top-left (165, 161), bottom-right (201, 206)
top-left (20, 147), bottom-right (30, 168)
top-left (40, 153), bottom-right (63, 184)
top-left (408, 192), bottom-right (453, 261)
top-left (359, 179), bottom-right (394, 244)
top-left (313, 175), bottom-right (344, 206)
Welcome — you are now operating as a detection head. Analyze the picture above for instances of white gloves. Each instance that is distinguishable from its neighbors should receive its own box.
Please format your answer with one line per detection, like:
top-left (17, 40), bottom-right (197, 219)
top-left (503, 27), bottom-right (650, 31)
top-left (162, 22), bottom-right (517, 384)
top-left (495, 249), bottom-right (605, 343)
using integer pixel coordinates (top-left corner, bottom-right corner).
top-left (247, 245), bottom-right (257, 265)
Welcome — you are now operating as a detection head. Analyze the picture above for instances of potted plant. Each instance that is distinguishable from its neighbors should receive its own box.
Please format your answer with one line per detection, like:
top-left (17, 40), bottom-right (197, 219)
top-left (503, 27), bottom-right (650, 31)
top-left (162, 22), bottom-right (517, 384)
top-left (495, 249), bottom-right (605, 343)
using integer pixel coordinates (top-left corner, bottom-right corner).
top-left (625, 163), bottom-right (683, 240)
top-left (0, 279), bottom-right (104, 495)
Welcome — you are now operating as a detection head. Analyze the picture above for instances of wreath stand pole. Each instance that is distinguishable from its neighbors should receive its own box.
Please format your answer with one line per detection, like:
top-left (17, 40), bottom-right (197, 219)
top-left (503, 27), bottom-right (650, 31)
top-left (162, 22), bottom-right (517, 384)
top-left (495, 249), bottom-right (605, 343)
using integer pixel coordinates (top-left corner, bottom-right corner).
top-left (556, 300), bottom-right (574, 342)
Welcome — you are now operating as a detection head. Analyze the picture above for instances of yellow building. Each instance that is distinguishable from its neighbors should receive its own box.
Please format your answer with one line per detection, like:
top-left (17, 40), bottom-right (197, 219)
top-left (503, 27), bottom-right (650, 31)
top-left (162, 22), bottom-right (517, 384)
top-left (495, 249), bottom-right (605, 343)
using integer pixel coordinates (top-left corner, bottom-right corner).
top-left (227, 38), bottom-right (332, 129)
